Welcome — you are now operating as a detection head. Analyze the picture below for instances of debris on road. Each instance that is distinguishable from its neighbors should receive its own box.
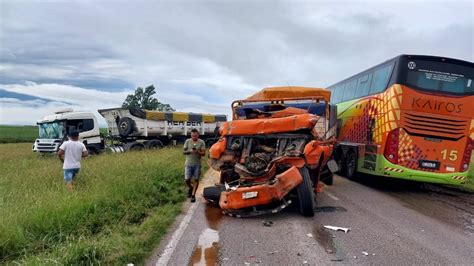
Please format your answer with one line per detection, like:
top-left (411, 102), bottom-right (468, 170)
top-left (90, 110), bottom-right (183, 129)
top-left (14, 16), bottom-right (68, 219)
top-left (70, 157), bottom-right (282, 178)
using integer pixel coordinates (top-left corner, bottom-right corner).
top-left (306, 233), bottom-right (314, 238)
top-left (362, 251), bottom-right (369, 256)
top-left (323, 225), bottom-right (350, 233)
top-left (262, 220), bottom-right (274, 227)
top-left (223, 257), bottom-right (230, 261)
top-left (303, 260), bottom-right (309, 264)
top-left (268, 250), bottom-right (278, 254)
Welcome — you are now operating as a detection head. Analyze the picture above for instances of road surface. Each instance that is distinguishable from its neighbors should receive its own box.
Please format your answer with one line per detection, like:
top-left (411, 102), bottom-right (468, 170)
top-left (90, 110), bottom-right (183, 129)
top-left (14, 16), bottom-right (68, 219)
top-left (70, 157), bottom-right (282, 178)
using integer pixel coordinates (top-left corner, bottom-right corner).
top-left (147, 170), bottom-right (474, 265)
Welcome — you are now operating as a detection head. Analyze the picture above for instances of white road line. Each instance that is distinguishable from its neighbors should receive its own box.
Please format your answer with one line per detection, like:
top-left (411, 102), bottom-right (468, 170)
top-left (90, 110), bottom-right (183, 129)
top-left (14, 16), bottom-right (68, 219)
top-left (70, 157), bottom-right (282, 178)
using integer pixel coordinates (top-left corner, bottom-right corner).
top-left (324, 190), bottom-right (339, 201)
top-left (156, 202), bottom-right (199, 266)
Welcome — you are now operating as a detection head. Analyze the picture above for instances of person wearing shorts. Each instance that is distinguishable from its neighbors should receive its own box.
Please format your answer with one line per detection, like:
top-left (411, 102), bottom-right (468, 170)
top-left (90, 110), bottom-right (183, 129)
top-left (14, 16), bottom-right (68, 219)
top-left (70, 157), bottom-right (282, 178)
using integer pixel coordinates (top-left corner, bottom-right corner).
top-left (58, 130), bottom-right (88, 192)
top-left (183, 128), bottom-right (205, 202)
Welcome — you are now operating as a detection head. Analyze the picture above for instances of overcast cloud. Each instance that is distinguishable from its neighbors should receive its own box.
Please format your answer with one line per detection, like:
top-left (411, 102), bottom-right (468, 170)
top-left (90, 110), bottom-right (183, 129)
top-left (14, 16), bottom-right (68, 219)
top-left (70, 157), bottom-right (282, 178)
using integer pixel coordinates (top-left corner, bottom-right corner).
top-left (0, 0), bottom-right (472, 125)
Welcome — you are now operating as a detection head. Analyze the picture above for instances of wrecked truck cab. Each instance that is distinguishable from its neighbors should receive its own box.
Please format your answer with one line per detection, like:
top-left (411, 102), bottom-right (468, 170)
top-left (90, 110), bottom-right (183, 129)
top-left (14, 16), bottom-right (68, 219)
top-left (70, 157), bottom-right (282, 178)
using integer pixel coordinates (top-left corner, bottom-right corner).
top-left (204, 87), bottom-right (337, 217)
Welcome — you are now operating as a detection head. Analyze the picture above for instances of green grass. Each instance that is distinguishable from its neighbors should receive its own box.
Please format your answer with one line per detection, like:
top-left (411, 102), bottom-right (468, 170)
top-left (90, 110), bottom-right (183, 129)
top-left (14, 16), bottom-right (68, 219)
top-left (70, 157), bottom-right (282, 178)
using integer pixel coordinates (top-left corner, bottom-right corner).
top-left (0, 125), bottom-right (38, 143)
top-left (0, 143), bottom-right (190, 264)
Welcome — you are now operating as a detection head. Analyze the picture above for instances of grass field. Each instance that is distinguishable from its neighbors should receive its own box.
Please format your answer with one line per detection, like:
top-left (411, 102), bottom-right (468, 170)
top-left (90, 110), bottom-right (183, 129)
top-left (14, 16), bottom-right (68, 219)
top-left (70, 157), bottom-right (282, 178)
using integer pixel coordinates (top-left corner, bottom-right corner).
top-left (0, 143), bottom-right (193, 264)
top-left (0, 125), bottom-right (38, 143)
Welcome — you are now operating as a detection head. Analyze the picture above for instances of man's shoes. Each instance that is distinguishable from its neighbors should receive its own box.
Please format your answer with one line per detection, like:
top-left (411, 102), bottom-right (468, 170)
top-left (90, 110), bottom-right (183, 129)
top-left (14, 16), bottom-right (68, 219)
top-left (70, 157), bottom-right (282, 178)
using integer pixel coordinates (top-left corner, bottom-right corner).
top-left (188, 188), bottom-right (193, 198)
top-left (190, 196), bottom-right (196, 203)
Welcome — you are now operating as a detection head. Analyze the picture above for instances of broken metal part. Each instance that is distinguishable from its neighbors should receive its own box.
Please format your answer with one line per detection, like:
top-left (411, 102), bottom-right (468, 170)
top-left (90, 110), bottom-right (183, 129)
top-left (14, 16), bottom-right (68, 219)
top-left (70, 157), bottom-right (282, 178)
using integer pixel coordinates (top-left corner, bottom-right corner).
top-left (323, 225), bottom-right (351, 233)
top-left (223, 199), bottom-right (292, 218)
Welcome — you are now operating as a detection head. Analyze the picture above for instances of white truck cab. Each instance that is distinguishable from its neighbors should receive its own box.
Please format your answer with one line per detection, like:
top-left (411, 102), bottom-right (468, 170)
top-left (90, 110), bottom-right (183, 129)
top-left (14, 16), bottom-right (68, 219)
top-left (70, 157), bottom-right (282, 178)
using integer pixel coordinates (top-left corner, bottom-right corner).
top-left (33, 109), bottom-right (103, 153)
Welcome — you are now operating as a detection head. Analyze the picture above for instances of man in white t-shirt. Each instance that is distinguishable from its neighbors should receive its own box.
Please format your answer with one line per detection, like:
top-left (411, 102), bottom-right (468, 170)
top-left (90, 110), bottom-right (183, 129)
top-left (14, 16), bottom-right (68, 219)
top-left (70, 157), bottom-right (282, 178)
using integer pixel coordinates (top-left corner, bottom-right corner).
top-left (58, 130), bottom-right (88, 192)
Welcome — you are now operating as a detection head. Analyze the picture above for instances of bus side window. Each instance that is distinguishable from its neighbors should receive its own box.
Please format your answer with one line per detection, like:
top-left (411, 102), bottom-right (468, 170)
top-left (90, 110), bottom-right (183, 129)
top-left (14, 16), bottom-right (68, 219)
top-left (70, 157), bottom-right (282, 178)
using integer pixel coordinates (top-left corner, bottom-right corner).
top-left (369, 64), bottom-right (394, 94)
top-left (335, 85), bottom-right (343, 103)
top-left (344, 79), bottom-right (357, 101)
top-left (356, 73), bottom-right (372, 97)
top-left (331, 86), bottom-right (339, 103)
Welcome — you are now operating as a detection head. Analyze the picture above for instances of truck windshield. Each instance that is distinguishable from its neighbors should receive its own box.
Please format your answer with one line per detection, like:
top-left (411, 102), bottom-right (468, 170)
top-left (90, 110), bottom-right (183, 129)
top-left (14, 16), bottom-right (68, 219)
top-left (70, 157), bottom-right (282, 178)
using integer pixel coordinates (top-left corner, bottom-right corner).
top-left (38, 121), bottom-right (65, 139)
top-left (402, 59), bottom-right (473, 95)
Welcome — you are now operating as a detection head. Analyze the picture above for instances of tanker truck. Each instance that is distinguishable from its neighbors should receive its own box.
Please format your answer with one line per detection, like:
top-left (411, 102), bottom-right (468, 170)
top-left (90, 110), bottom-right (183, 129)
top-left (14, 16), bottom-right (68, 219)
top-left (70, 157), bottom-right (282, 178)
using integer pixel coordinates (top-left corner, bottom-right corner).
top-left (33, 107), bottom-right (227, 153)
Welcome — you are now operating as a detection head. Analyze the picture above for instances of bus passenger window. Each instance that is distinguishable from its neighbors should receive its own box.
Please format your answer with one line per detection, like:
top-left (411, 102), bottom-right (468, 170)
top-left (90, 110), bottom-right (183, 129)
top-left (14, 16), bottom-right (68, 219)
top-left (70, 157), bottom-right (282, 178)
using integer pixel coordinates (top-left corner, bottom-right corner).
top-left (369, 64), bottom-right (394, 94)
top-left (356, 73), bottom-right (372, 97)
top-left (343, 79), bottom-right (357, 101)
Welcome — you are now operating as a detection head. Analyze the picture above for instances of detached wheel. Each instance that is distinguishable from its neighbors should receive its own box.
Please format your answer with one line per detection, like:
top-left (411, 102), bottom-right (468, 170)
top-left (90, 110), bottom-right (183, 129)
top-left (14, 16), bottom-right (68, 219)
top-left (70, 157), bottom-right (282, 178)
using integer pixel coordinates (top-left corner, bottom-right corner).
top-left (117, 117), bottom-right (135, 137)
top-left (297, 167), bottom-right (315, 217)
top-left (345, 150), bottom-right (357, 180)
top-left (203, 185), bottom-right (224, 206)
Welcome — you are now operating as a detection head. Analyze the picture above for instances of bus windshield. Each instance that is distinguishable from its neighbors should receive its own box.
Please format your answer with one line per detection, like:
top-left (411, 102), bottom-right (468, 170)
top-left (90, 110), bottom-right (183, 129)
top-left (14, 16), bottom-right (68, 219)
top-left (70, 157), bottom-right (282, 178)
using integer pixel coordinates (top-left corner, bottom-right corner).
top-left (402, 60), bottom-right (473, 95)
top-left (38, 121), bottom-right (65, 139)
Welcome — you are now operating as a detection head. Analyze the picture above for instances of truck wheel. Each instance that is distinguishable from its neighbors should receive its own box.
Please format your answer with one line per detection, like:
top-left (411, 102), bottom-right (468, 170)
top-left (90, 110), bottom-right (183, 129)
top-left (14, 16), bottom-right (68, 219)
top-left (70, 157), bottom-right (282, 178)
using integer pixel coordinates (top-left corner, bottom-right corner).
top-left (124, 142), bottom-right (145, 152)
top-left (117, 117), bottom-right (135, 137)
top-left (145, 140), bottom-right (164, 149)
top-left (297, 167), bottom-right (315, 217)
top-left (203, 185), bottom-right (224, 206)
top-left (345, 149), bottom-right (358, 180)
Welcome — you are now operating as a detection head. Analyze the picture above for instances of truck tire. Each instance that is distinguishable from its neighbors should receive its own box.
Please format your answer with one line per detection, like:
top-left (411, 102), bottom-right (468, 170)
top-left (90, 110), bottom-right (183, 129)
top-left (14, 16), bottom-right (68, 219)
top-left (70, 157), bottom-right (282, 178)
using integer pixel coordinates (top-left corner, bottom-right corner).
top-left (297, 167), bottom-right (315, 217)
top-left (123, 142), bottom-right (145, 152)
top-left (145, 140), bottom-right (164, 149)
top-left (203, 185), bottom-right (224, 206)
top-left (345, 149), bottom-right (358, 180)
top-left (118, 117), bottom-right (135, 137)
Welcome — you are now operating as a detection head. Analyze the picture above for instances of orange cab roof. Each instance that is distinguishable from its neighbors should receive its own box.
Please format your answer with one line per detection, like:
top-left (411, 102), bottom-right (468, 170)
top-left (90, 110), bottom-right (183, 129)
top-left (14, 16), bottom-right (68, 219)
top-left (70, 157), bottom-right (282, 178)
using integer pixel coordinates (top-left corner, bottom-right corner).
top-left (245, 86), bottom-right (331, 103)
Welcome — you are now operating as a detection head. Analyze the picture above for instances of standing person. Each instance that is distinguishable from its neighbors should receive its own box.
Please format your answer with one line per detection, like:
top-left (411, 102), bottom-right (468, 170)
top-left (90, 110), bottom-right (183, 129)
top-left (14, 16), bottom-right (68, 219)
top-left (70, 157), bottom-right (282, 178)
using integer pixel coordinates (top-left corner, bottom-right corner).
top-left (58, 130), bottom-right (88, 192)
top-left (183, 128), bottom-right (206, 203)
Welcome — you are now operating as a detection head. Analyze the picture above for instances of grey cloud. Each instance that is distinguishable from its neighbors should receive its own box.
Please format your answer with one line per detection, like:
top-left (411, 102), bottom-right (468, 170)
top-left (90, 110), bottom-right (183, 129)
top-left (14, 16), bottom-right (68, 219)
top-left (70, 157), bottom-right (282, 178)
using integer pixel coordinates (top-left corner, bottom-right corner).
top-left (0, 0), bottom-right (472, 125)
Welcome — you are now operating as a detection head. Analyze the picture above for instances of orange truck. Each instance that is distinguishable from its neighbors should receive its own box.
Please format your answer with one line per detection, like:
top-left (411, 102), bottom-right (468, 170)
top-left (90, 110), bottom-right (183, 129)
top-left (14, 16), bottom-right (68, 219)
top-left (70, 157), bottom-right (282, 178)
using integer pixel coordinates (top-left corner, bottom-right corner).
top-left (204, 87), bottom-right (337, 217)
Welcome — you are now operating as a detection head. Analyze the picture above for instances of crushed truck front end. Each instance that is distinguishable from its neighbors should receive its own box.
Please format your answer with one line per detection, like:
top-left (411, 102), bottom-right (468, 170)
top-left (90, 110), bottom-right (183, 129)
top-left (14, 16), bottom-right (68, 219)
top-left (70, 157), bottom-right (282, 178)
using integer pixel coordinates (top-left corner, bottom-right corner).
top-left (204, 87), bottom-right (336, 217)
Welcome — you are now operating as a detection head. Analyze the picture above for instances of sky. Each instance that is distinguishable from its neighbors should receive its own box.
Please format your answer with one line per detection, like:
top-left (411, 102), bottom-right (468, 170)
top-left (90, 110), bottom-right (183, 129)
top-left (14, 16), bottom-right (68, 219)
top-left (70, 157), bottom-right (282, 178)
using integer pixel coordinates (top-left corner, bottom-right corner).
top-left (0, 0), bottom-right (472, 125)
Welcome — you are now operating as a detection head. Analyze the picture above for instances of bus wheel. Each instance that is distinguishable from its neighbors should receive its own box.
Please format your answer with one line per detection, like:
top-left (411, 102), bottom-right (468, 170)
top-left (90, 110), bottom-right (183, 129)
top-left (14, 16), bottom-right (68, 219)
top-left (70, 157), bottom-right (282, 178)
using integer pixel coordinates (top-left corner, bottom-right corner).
top-left (345, 149), bottom-right (357, 180)
top-left (297, 167), bottom-right (315, 217)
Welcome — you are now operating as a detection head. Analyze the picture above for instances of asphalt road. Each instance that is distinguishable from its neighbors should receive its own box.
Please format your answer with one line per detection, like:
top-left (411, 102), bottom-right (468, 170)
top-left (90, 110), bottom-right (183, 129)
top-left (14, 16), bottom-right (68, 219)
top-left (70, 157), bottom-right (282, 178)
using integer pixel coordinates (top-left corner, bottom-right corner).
top-left (148, 170), bottom-right (474, 265)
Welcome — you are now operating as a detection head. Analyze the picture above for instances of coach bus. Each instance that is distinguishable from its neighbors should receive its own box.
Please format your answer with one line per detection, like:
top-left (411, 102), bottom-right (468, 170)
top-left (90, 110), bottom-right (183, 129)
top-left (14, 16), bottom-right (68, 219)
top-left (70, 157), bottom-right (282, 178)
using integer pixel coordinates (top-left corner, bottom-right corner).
top-left (328, 54), bottom-right (473, 185)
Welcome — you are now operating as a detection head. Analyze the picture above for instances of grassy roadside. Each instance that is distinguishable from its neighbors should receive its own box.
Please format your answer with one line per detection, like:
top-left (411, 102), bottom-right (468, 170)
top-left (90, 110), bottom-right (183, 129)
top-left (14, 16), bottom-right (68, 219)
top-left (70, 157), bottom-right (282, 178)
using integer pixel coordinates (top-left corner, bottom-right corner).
top-left (0, 125), bottom-right (38, 143)
top-left (0, 143), bottom-right (189, 264)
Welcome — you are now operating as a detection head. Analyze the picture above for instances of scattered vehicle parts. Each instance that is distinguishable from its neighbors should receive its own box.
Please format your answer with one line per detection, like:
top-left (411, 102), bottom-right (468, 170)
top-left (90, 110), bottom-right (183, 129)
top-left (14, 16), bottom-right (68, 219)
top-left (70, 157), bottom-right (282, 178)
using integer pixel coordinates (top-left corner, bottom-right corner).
top-left (323, 225), bottom-right (350, 233)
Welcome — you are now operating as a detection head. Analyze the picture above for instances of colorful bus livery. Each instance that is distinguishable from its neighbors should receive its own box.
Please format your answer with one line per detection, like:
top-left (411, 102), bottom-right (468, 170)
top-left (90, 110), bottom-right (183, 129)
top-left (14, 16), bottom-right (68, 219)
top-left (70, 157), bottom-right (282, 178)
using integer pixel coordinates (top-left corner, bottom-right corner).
top-left (329, 55), bottom-right (473, 185)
